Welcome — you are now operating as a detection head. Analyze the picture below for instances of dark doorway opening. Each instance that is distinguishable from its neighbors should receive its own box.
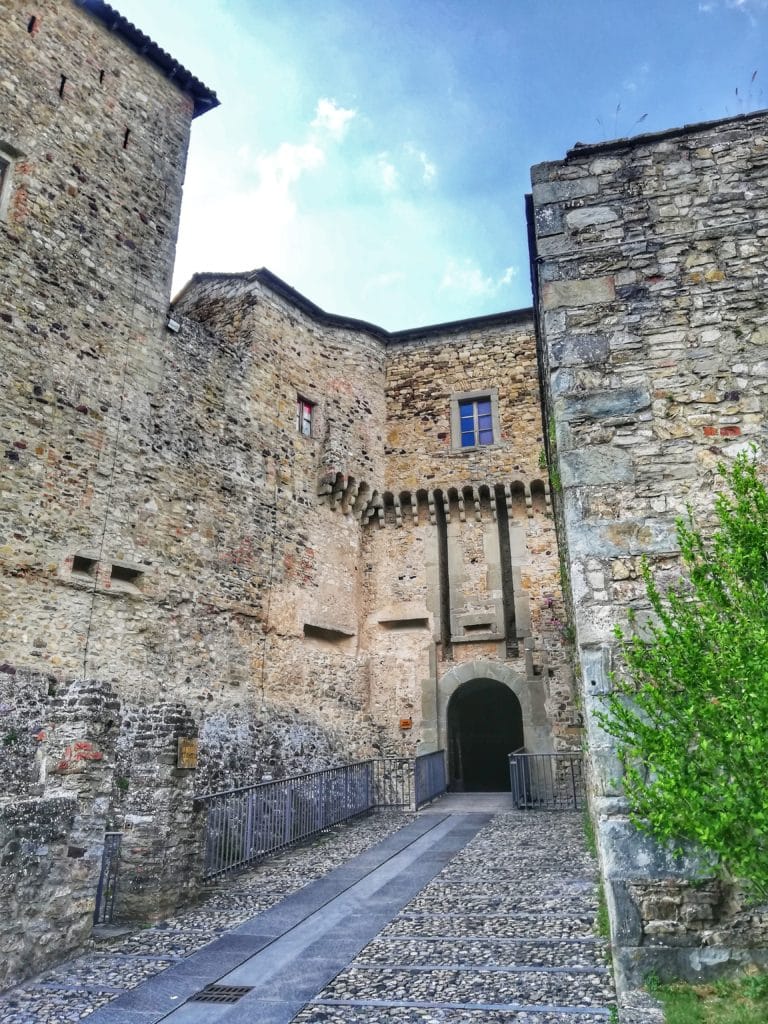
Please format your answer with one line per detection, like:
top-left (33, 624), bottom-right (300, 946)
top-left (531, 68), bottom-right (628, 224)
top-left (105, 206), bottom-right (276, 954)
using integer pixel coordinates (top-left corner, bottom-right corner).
top-left (447, 678), bottom-right (523, 791)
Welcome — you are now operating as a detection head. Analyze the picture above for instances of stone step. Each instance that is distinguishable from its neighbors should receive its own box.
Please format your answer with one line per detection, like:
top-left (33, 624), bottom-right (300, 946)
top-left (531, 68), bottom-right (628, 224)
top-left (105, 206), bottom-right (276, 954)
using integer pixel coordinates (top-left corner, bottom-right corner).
top-left (297, 1000), bottom-right (611, 1022)
top-left (385, 911), bottom-right (598, 940)
top-left (424, 869), bottom-right (598, 888)
top-left (320, 963), bottom-right (614, 1008)
top-left (345, 962), bottom-right (611, 979)
top-left (404, 891), bottom-right (598, 916)
top-left (36, 952), bottom-right (179, 990)
top-left (357, 935), bottom-right (610, 970)
top-left (444, 855), bottom-right (598, 875)
top-left (108, 928), bottom-right (222, 958)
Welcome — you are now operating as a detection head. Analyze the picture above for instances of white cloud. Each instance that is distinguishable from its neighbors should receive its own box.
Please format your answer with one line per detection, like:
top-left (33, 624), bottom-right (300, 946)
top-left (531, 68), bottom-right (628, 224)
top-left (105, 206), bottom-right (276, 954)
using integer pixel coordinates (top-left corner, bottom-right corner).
top-left (173, 97), bottom-right (357, 283)
top-left (700, 0), bottom-right (768, 11)
top-left (622, 61), bottom-right (651, 94)
top-left (366, 145), bottom-right (437, 194)
top-left (440, 259), bottom-right (519, 297)
top-left (405, 144), bottom-right (437, 185)
top-left (256, 141), bottom-right (325, 195)
top-left (420, 155), bottom-right (437, 184)
top-left (374, 152), bottom-right (399, 192)
top-left (311, 98), bottom-right (357, 141)
top-left (243, 99), bottom-right (356, 227)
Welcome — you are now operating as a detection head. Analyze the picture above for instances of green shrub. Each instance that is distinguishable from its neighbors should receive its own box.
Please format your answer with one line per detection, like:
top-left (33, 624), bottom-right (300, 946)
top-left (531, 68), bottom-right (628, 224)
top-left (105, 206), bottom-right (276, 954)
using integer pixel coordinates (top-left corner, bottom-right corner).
top-left (599, 452), bottom-right (768, 898)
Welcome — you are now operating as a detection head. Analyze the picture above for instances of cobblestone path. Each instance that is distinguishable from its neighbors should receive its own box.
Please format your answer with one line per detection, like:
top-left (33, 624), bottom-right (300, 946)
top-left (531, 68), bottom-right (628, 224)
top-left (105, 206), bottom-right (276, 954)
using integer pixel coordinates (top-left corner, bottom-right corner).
top-left (0, 812), bottom-right (411, 1024)
top-left (0, 802), bottom-right (620, 1023)
top-left (295, 809), bottom-right (616, 1024)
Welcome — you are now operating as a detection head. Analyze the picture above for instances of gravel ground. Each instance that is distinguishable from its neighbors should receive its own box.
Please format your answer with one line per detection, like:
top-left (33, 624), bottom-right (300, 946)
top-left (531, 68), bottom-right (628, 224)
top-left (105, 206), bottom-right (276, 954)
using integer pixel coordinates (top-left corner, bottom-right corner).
top-left (0, 810), bottom-right (411, 1024)
top-left (356, 938), bottom-right (608, 970)
top-left (294, 1008), bottom-right (610, 1024)
top-left (0, 810), bottom-right (619, 1024)
top-left (296, 812), bottom-right (616, 1024)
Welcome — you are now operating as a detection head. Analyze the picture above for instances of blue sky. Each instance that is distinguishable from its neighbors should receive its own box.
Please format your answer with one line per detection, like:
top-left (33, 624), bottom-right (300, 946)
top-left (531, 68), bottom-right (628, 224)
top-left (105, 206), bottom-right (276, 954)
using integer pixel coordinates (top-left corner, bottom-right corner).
top-left (114, 0), bottom-right (768, 330)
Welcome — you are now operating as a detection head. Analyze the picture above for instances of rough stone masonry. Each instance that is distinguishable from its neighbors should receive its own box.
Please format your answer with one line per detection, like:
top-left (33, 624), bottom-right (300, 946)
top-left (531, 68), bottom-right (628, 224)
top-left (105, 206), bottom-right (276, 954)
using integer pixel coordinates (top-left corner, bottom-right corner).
top-left (0, 0), bottom-right (766, 994)
top-left (0, 0), bottom-right (570, 987)
top-left (530, 112), bottom-right (768, 985)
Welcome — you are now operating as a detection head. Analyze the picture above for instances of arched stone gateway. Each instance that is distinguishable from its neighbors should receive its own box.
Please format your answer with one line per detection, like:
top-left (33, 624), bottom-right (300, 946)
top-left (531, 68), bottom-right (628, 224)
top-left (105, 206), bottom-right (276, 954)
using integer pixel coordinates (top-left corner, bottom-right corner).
top-left (447, 679), bottom-right (522, 791)
top-left (435, 659), bottom-right (554, 791)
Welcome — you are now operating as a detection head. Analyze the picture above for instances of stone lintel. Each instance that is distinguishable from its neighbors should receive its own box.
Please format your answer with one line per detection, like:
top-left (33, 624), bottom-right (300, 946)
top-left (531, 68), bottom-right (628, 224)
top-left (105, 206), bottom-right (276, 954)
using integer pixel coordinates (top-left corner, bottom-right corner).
top-left (599, 816), bottom-right (715, 881)
top-left (558, 386), bottom-right (651, 421)
top-left (541, 276), bottom-right (616, 310)
top-left (550, 333), bottom-right (610, 367)
top-left (560, 446), bottom-right (634, 487)
top-left (563, 510), bottom-right (678, 557)
top-left (532, 176), bottom-right (600, 205)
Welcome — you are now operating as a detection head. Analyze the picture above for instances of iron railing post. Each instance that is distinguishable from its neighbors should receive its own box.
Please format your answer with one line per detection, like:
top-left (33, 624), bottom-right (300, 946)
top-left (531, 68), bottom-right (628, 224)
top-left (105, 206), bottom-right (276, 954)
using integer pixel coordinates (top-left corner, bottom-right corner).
top-left (507, 750), bottom-right (585, 811)
top-left (196, 751), bottom-right (448, 881)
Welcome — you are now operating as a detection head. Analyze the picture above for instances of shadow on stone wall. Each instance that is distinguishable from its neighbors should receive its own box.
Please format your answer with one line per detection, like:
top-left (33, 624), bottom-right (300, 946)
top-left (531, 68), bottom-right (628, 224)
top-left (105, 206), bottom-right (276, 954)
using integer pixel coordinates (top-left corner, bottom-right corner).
top-left (0, 667), bottom-right (120, 988)
top-left (0, 665), bottom-right (367, 990)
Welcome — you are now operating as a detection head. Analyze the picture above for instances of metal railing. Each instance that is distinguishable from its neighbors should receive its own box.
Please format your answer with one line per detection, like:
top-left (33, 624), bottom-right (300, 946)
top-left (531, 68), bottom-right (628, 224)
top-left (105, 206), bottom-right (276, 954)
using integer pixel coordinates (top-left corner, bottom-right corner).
top-left (373, 757), bottom-right (414, 809)
top-left (414, 749), bottom-right (447, 807)
top-left (197, 751), bottom-right (446, 880)
top-left (508, 749), bottom-right (586, 811)
top-left (198, 760), bottom-right (374, 880)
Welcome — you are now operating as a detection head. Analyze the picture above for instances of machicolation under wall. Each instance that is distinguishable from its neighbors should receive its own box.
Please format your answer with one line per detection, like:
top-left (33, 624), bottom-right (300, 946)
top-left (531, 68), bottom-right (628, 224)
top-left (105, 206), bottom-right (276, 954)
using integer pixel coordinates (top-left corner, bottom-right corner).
top-left (0, 0), bottom-right (767, 992)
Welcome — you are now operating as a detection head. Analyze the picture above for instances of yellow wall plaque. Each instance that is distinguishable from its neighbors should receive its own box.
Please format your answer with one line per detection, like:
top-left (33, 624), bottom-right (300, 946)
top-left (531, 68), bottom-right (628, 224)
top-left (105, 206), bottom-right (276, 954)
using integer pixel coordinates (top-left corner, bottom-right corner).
top-left (177, 736), bottom-right (199, 769)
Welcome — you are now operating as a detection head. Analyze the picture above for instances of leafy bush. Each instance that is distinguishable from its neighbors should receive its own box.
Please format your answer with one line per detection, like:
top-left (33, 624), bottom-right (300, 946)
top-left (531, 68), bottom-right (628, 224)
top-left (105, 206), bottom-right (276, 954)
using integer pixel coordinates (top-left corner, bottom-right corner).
top-left (599, 452), bottom-right (768, 898)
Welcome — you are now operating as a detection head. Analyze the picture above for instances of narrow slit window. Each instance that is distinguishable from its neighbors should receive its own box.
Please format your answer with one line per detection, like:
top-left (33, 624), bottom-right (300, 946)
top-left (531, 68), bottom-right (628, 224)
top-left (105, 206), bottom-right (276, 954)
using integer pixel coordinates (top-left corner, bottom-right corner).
top-left (71, 554), bottom-right (97, 577)
top-left (296, 396), bottom-right (314, 437)
top-left (59, 75), bottom-right (67, 98)
top-left (379, 617), bottom-right (429, 630)
top-left (0, 144), bottom-right (21, 224)
top-left (110, 564), bottom-right (143, 588)
top-left (27, 15), bottom-right (37, 33)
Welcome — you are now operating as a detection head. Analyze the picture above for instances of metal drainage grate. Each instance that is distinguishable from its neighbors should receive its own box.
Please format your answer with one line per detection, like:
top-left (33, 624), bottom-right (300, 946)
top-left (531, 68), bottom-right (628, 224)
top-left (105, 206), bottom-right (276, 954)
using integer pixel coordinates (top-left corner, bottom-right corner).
top-left (189, 984), bottom-right (254, 1004)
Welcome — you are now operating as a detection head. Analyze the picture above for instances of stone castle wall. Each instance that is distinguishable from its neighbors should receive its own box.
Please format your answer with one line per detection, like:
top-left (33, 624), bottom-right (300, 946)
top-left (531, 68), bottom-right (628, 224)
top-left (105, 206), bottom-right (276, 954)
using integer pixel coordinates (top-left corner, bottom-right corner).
top-left (171, 272), bottom-right (388, 732)
top-left (8, 0), bottom-right (768, 997)
top-left (1, 0), bottom-right (191, 684)
top-left (530, 110), bottom-right (768, 983)
top-left (0, 0), bottom-right (572, 977)
top-left (367, 320), bottom-right (578, 756)
top-left (0, 2), bottom-right (370, 985)
top-left (0, 667), bottom-right (121, 988)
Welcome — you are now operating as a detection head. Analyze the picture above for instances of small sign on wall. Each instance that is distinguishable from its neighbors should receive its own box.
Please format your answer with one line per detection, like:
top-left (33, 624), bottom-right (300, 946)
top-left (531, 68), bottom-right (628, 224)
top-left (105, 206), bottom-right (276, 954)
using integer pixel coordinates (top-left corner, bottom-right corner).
top-left (177, 736), bottom-right (199, 769)
top-left (399, 718), bottom-right (413, 731)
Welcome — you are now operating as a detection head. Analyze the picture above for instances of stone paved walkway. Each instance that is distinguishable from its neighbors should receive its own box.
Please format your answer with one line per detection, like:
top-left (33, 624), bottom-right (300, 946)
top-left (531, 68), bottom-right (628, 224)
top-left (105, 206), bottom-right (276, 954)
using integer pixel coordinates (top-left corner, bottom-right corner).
top-left (0, 811), bottom-right (411, 1023)
top-left (294, 805), bottom-right (616, 1024)
top-left (0, 798), bottom-right (621, 1023)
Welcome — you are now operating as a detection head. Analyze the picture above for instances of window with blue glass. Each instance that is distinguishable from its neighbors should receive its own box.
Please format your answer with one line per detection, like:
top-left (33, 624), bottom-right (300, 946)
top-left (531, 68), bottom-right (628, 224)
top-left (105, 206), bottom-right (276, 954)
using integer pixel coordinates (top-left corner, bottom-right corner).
top-left (459, 396), bottom-right (494, 447)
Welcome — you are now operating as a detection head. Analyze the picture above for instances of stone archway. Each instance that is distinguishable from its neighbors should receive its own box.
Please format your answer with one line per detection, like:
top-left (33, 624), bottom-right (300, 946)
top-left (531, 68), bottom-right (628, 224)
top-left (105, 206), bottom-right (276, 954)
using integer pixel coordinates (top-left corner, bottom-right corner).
top-left (447, 678), bottom-right (523, 791)
top-left (435, 659), bottom-right (553, 783)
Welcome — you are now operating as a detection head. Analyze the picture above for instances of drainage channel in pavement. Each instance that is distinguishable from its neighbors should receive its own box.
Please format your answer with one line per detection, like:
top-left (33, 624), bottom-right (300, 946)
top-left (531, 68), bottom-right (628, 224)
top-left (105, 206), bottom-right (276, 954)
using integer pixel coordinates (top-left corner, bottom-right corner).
top-left (296, 809), bottom-right (615, 1024)
top-left (0, 799), bottom-right (617, 1024)
top-left (85, 811), bottom-right (492, 1024)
